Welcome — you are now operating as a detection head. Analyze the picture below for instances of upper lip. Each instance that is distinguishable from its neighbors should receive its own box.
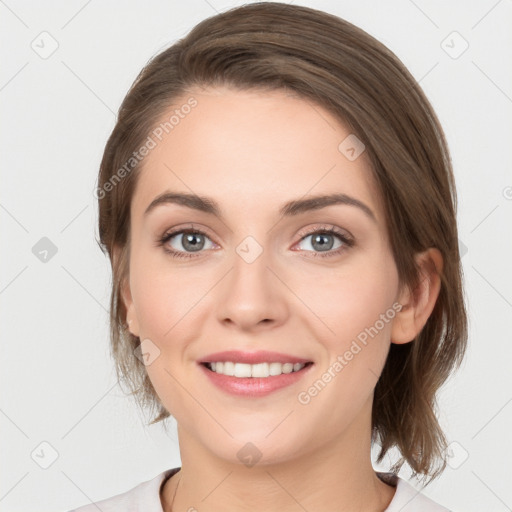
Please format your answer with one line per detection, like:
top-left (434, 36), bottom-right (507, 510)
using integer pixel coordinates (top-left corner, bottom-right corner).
top-left (199, 350), bottom-right (312, 365)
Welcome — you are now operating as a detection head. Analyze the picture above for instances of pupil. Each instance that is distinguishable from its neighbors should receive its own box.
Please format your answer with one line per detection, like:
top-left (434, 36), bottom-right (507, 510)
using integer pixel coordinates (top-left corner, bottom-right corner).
top-left (183, 233), bottom-right (204, 252)
top-left (313, 234), bottom-right (333, 251)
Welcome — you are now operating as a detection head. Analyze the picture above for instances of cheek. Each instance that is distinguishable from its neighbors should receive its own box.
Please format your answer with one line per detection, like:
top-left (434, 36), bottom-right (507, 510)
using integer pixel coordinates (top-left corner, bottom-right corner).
top-left (130, 248), bottom-right (206, 339)
top-left (292, 258), bottom-right (399, 431)
top-left (294, 252), bottom-right (399, 348)
top-left (132, 277), bottom-right (172, 339)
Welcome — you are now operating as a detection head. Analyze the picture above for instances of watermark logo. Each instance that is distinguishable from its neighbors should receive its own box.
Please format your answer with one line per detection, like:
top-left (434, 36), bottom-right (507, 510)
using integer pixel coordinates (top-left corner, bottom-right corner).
top-left (441, 31), bottom-right (469, 60)
top-left (338, 134), bottom-right (366, 161)
top-left (32, 237), bottom-right (58, 263)
top-left (31, 441), bottom-right (59, 469)
top-left (237, 442), bottom-right (262, 468)
top-left (134, 338), bottom-right (161, 366)
top-left (458, 238), bottom-right (468, 258)
top-left (236, 236), bottom-right (264, 264)
top-left (445, 441), bottom-right (469, 469)
top-left (31, 31), bottom-right (59, 59)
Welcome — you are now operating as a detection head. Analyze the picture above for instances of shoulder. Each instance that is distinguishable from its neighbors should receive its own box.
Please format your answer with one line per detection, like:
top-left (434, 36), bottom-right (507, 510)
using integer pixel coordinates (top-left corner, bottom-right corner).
top-left (378, 472), bottom-right (452, 512)
top-left (67, 467), bottom-right (180, 512)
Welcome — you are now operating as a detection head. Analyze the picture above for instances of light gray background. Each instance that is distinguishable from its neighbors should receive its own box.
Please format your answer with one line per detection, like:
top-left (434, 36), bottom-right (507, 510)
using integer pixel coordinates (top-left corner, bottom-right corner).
top-left (1, 1), bottom-right (511, 511)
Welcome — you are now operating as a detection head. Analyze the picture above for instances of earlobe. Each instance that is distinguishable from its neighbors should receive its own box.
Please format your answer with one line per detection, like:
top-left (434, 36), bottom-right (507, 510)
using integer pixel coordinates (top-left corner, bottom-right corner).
top-left (391, 248), bottom-right (443, 345)
top-left (113, 245), bottom-right (140, 337)
top-left (121, 279), bottom-right (140, 337)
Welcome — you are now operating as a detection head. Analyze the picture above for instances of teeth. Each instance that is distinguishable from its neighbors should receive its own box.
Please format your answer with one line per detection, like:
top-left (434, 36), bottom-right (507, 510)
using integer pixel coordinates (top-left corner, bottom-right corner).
top-left (206, 361), bottom-right (307, 377)
top-left (252, 363), bottom-right (269, 378)
top-left (234, 362), bottom-right (252, 378)
top-left (224, 361), bottom-right (235, 376)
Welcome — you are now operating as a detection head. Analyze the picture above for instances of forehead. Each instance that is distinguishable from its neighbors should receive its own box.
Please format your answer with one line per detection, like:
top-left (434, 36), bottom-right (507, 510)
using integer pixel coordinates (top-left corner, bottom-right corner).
top-left (131, 86), bottom-right (384, 224)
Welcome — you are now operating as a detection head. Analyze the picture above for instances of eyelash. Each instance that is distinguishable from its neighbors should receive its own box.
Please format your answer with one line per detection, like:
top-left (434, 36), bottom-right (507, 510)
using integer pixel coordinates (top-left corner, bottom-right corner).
top-left (157, 224), bottom-right (354, 260)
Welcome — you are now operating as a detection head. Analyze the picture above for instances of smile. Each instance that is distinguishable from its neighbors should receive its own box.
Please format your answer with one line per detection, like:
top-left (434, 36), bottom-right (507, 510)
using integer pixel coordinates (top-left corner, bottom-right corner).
top-left (203, 361), bottom-right (310, 378)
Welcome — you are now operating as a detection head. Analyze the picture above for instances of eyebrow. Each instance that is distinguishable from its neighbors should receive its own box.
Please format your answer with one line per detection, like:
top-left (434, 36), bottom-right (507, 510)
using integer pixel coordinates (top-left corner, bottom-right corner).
top-left (144, 191), bottom-right (376, 222)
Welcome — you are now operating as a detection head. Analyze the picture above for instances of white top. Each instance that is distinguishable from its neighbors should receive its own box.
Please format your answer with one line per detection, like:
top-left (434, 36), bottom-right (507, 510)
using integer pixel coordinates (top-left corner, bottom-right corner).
top-left (68, 467), bottom-right (451, 511)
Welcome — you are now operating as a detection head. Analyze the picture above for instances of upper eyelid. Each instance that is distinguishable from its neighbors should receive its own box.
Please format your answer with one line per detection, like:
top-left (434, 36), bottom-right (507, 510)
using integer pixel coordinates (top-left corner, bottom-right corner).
top-left (298, 224), bottom-right (352, 239)
top-left (163, 224), bottom-right (352, 247)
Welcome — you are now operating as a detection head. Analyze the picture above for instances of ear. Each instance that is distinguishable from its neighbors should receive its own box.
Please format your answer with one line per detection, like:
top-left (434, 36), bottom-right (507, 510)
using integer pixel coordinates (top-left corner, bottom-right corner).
top-left (391, 248), bottom-right (443, 344)
top-left (112, 245), bottom-right (140, 338)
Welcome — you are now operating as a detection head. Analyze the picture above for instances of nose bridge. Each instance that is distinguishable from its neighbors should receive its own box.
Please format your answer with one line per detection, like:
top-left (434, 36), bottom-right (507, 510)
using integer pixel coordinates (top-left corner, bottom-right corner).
top-left (215, 232), bottom-right (287, 329)
top-left (228, 217), bottom-right (273, 281)
top-left (230, 233), bottom-right (273, 299)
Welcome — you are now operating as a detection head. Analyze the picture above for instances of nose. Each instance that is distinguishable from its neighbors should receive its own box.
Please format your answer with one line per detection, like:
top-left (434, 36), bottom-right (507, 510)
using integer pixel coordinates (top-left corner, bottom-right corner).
top-left (215, 241), bottom-right (289, 332)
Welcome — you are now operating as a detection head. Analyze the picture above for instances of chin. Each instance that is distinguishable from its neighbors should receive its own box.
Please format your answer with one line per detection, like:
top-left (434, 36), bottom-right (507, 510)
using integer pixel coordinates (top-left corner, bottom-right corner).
top-left (197, 424), bottom-right (308, 467)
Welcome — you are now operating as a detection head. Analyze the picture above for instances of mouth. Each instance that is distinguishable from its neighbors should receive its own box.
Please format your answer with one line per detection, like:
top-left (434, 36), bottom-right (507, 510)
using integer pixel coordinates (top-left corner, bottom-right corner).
top-left (201, 361), bottom-right (313, 377)
top-left (198, 351), bottom-right (314, 397)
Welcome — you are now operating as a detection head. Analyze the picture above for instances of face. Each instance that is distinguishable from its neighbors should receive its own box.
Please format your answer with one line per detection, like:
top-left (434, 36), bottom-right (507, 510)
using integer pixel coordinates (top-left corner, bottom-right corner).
top-left (122, 86), bottom-right (404, 465)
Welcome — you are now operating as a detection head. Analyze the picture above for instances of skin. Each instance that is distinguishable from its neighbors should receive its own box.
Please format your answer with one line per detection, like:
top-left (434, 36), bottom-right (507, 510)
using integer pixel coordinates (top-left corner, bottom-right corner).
top-left (117, 86), bottom-right (442, 512)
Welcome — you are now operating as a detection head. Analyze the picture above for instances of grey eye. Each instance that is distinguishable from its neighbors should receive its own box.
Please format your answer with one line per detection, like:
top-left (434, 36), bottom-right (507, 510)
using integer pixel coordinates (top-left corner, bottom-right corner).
top-left (168, 231), bottom-right (215, 253)
top-left (298, 233), bottom-right (343, 252)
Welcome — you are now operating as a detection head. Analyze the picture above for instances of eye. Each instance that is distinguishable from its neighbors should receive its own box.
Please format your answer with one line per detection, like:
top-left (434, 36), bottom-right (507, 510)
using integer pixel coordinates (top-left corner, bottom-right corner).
top-left (294, 225), bottom-right (354, 258)
top-left (157, 224), bottom-right (354, 260)
top-left (158, 227), bottom-right (217, 259)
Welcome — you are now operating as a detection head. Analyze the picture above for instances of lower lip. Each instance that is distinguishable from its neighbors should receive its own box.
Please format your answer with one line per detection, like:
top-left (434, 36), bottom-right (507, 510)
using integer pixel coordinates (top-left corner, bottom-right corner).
top-left (199, 363), bottom-right (313, 397)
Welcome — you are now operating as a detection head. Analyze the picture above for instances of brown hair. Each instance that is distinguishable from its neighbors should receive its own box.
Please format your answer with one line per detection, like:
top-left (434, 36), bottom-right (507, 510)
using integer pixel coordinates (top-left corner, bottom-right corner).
top-left (96, 2), bottom-right (467, 484)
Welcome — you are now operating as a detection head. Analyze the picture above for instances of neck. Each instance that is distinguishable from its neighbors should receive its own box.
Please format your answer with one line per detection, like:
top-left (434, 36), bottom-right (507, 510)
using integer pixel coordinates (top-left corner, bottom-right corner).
top-left (161, 401), bottom-right (396, 512)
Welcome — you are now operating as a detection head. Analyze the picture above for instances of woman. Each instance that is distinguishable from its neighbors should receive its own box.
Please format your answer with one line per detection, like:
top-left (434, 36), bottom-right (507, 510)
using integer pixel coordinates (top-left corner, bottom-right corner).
top-left (72, 3), bottom-right (467, 511)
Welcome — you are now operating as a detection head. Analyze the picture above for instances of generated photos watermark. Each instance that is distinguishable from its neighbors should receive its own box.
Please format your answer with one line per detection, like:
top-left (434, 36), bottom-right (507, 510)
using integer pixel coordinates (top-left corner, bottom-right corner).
top-left (297, 301), bottom-right (402, 405)
top-left (94, 97), bottom-right (198, 200)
